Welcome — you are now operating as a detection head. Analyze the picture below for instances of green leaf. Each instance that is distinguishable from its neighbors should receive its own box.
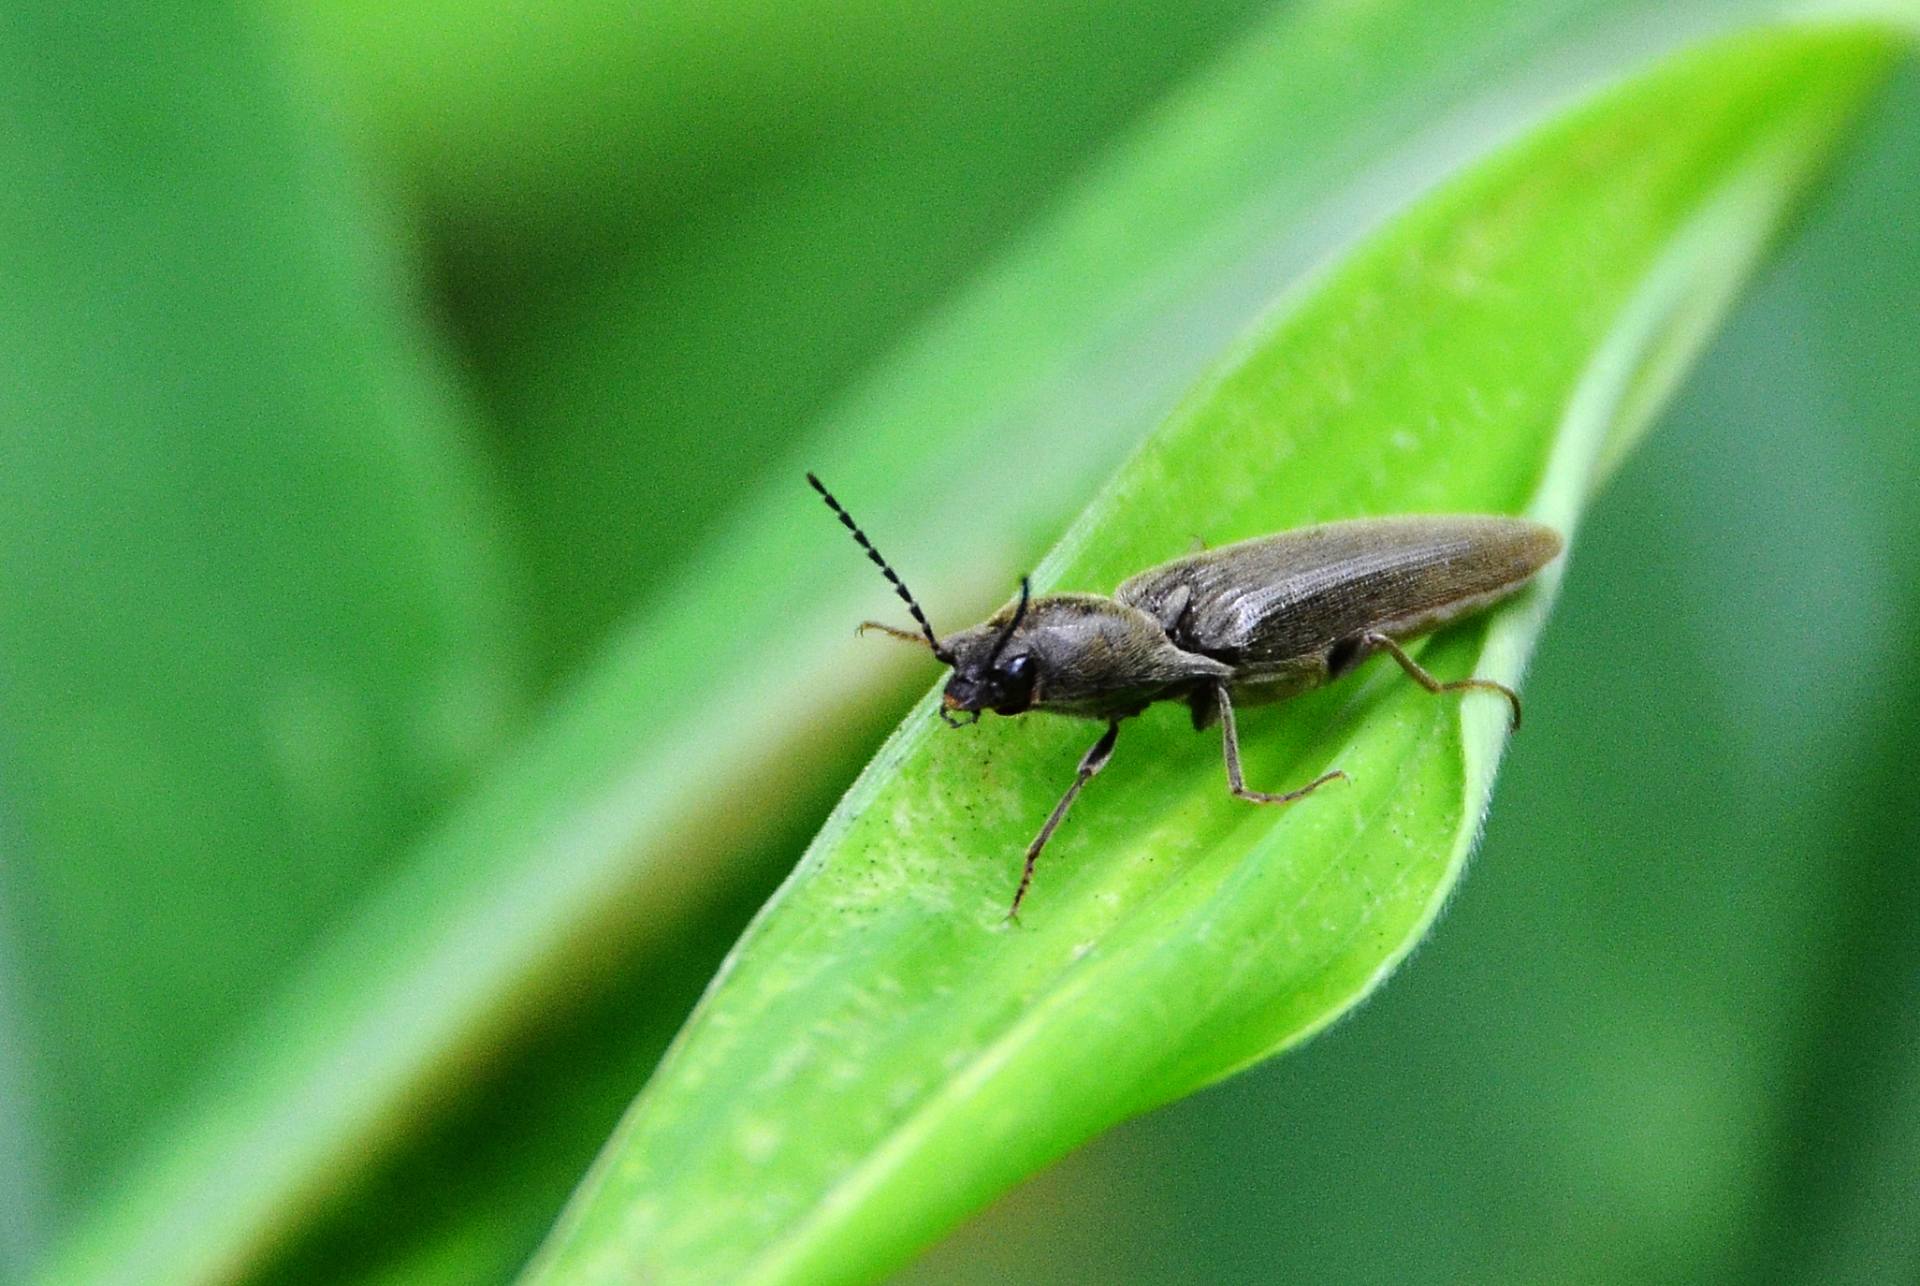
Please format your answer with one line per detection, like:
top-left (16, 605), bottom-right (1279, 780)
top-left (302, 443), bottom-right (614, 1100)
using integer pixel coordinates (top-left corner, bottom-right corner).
top-left (522, 25), bottom-right (1898, 1285)
top-left (0, 0), bottom-right (522, 1239)
top-left (285, 0), bottom-right (1279, 677)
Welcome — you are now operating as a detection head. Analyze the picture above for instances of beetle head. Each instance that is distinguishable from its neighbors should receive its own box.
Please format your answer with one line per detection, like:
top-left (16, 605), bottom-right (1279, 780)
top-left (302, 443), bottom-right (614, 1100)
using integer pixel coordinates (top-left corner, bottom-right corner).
top-left (808, 473), bottom-right (1039, 727)
top-left (939, 578), bottom-right (1034, 724)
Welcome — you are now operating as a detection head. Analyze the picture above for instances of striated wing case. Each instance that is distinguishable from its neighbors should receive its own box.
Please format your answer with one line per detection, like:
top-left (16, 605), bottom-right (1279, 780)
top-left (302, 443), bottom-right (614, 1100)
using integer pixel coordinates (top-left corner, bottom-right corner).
top-left (1115, 515), bottom-right (1561, 667)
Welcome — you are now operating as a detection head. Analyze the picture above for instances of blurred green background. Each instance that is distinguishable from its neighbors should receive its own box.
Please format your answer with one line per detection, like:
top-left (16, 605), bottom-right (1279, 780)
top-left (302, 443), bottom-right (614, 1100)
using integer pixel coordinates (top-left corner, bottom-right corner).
top-left (1, 0), bottom-right (1914, 1282)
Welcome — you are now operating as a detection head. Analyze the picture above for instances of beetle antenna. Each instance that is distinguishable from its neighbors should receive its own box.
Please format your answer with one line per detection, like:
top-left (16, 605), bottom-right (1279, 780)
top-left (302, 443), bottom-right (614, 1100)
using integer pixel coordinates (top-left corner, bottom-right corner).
top-left (807, 473), bottom-right (952, 663)
top-left (987, 575), bottom-right (1031, 666)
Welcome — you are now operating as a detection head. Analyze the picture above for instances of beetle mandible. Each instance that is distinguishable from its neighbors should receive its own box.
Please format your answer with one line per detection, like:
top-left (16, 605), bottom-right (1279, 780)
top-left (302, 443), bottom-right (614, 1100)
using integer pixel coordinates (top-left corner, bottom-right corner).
top-left (808, 473), bottom-right (1563, 920)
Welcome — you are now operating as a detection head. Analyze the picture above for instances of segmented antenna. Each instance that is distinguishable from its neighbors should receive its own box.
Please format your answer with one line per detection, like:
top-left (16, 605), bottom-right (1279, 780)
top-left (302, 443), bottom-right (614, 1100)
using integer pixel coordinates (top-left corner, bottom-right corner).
top-left (807, 473), bottom-right (952, 662)
top-left (987, 575), bottom-right (1031, 666)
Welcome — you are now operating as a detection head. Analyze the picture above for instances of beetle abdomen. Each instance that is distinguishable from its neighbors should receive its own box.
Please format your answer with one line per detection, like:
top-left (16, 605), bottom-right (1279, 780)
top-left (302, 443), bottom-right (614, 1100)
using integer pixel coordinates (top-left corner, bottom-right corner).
top-left (1117, 515), bottom-right (1562, 666)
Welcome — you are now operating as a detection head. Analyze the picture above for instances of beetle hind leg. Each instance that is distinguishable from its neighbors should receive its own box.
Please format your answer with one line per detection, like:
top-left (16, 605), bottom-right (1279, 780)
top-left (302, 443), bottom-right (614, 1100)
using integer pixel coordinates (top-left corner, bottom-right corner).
top-left (1214, 683), bottom-right (1346, 805)
top-left (1359, 631), bottom-right (1523, 729)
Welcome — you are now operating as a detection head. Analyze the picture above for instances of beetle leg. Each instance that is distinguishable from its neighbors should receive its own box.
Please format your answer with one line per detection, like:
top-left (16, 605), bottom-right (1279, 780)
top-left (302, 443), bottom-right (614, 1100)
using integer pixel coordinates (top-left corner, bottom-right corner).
top-left (1359, 631), bottom-right (1523, 730)
top-left (1215, 682), bottom-right (1347, 804)
top-left (856, 620), bottom-right (933, 647)
top-left (1008, 720), bottom-right (1121, 922)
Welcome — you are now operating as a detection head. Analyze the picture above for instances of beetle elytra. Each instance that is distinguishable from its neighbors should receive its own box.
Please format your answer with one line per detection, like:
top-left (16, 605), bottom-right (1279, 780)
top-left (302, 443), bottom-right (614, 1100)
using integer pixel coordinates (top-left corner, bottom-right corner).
top-left (809, 473), bottom-right (1562, 920)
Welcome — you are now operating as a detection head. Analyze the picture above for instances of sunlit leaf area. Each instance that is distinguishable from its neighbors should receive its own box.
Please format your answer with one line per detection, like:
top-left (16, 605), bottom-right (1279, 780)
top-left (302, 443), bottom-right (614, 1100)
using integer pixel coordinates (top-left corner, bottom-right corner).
top-left (3, 3), bottom-right (1916, 1283)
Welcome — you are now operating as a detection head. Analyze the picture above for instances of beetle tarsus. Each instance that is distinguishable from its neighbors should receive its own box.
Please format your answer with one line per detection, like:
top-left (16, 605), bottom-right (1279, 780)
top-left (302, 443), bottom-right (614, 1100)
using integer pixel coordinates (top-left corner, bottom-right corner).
top-left (1359, 631), bottom-right (1523, 730)
top-left (1007, 721), bottom-right (1121, 922)
top-left (1215, 682), bottom-right (1347, 804)
top-left (1232, 768), bottom-right (1349, 805)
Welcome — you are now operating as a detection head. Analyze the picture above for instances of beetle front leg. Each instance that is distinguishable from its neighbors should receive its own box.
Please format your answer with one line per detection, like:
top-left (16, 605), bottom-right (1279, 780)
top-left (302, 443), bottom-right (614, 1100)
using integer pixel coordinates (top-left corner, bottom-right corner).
top-left (1008, 720), bottom-right (1121, 922)
top-left (1215, 682), bottom-right (1346, 805)
top-left (855, 620), bottom-right (933, 647)
top-left (1359, 631), bottom-right (1523, 729)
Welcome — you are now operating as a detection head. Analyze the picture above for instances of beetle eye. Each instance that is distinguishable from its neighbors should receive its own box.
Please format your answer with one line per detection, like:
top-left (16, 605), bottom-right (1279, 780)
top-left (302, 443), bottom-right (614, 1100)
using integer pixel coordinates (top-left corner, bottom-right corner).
top-left (987, 652), bottom-right (1037, 715)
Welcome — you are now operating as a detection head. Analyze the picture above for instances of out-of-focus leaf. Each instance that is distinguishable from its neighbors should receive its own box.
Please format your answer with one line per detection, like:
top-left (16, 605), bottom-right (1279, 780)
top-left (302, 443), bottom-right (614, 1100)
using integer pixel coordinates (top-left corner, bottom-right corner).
top-left (1725, 70), bottom-right (1920, 1275)
top-left (279, 0), bottom-right (1278, 678)
top-left (0, 0), bottom-right (521, 1248)
top-left (250, 804), bottom-right (854, 1286)
top-left (278, 0), bottom-right (1261, 271)
top-left (522, 27), bottom-right (1896, 1285)
top-left (1739, 593), bottom-right (1920, 1283)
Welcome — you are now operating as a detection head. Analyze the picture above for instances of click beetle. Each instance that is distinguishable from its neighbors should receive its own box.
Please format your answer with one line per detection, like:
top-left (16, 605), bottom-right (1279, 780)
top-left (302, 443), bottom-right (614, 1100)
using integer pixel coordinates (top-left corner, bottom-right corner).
top-left (809, 473), bottom-right (1562, 919)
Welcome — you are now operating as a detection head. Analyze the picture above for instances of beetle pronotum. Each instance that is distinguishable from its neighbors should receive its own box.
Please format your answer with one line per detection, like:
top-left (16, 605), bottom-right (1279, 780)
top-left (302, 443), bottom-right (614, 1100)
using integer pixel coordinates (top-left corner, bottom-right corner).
top-left (809, 474), bottom-right (1562, 919)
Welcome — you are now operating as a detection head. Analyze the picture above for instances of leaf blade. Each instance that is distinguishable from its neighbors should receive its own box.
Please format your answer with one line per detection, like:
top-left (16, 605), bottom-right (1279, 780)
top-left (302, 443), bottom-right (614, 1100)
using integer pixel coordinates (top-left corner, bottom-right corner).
top-left (525, 25), bottom-right (1900, 1285)
top-left (0, 0), bottom-right (523, 1233)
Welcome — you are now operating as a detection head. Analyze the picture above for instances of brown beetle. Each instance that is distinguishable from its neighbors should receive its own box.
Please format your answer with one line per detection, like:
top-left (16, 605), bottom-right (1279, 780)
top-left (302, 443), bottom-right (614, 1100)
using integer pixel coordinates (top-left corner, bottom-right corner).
top-left (810, 474), bottom-right (1562, 919)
